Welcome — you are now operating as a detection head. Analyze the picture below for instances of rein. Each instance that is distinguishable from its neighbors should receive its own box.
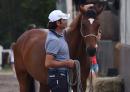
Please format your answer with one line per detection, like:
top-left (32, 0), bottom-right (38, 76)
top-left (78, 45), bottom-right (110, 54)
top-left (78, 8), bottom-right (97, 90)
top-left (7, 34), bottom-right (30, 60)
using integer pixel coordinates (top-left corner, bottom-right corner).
top-left (89, 57), bottom-right (94, 92)
top-left (67, 60), bottom-right (83, 92)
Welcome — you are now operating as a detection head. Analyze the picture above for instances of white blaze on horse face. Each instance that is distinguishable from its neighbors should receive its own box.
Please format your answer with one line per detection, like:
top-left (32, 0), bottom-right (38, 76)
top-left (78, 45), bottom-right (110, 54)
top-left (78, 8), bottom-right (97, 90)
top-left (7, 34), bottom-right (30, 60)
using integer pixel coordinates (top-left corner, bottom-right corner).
top-left (88, 18), bottom-right (95, 24)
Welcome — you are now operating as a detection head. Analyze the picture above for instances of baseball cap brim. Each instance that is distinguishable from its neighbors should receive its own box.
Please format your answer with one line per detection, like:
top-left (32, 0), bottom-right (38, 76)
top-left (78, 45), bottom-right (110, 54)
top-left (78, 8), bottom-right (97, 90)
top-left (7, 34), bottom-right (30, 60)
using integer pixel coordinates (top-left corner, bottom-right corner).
top-left (61, 13), bottom-right (70, 19)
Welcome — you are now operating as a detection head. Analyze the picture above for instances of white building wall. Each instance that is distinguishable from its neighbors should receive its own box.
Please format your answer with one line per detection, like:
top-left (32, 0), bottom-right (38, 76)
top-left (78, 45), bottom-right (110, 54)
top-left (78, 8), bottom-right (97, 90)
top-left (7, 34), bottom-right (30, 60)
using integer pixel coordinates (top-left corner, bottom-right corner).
top-left (56, 0), bottom-right (73, 26)
top-left (66, 0), bottom-right (73, 25)
top-left (120, 0), bottom-right (130, 45)
top-left (0, 45), bottom-right (3, 69)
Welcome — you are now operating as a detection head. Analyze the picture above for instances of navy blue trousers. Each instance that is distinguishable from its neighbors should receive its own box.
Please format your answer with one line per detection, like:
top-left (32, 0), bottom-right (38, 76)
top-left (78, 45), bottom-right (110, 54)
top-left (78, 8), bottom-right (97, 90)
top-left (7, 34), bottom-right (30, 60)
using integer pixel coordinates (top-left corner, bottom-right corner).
top-left (48, 69), bottom-right (68, 92)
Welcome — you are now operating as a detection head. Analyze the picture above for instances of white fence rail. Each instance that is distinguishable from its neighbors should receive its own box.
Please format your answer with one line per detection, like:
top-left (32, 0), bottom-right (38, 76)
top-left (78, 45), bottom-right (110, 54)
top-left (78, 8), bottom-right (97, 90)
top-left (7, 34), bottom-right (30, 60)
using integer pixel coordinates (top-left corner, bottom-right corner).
top-left (0, 45), bottom-right (11, 70)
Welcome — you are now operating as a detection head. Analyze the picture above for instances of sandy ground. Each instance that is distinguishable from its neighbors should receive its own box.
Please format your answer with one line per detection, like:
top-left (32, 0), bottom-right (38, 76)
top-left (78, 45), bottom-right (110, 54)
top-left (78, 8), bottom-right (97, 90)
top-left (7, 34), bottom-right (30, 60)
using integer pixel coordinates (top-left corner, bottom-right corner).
top-left (0, 69), bottom-right (91, 92)
top-left (0, 70), bottom-right (19, 92)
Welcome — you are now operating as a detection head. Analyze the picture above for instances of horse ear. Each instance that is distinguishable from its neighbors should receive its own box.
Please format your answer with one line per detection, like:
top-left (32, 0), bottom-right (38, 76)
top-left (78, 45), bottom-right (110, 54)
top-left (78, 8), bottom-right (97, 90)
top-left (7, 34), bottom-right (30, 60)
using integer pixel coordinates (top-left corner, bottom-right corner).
top-left (79, 4), bottom-right (86, 13)
top-left (79, 4), bottom-right (94, 13)
top-left (95, 2), bottom-right (105, 15)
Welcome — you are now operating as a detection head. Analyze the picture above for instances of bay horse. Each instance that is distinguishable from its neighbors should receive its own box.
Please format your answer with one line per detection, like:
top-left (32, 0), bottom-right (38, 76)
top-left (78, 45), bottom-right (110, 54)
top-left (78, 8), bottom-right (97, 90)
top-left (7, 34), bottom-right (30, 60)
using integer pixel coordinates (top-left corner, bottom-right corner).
top-left (13, 3), bottom-right (104, 92)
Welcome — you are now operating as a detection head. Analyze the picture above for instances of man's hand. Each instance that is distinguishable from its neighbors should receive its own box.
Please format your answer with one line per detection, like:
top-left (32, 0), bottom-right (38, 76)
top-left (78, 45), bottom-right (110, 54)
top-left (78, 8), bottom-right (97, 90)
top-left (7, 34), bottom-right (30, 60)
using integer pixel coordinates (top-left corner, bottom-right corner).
top-left (80, 4), bottom-right (94, 12)
top-left (66, 59), bottom-right (75, 68)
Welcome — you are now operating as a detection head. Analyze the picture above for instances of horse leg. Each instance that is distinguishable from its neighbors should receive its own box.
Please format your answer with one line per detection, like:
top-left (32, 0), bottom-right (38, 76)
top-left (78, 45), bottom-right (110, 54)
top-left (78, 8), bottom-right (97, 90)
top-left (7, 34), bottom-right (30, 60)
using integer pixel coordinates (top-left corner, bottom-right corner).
top-left (39, 82), bottom-right (50, 92)
top-left (82, 78), bottom-right (87, 92)
top-left (16, 71), bottom-right (35, 92)
top-left (72, 85), bottom-right (77, 92)
top-left (27, 74), bottom-right (35, 92)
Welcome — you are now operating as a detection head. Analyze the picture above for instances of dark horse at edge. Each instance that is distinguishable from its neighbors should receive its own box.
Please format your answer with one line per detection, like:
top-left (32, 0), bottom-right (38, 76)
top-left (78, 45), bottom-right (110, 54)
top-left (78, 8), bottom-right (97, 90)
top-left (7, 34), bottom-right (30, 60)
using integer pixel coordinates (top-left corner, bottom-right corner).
top-left (13, 3), bottom-right (104, 92)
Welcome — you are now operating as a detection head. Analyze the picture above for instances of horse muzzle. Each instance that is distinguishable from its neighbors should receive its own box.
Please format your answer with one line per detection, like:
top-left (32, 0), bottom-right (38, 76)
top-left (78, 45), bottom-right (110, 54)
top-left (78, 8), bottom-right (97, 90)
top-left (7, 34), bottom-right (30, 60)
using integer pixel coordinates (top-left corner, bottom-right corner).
top-left (86, 47), bottom-right (97, 57)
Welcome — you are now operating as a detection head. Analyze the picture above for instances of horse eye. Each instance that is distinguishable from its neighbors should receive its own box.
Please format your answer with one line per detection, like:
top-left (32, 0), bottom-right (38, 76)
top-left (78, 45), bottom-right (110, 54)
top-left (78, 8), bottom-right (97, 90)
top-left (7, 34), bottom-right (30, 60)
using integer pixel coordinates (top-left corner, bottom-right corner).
top-left (82, 23), bottom-right (86, 27)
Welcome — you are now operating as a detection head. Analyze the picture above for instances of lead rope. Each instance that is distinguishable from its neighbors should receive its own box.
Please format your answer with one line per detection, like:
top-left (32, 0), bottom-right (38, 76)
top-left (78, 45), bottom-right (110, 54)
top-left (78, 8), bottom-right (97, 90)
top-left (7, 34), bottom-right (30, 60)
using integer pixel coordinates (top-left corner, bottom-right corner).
top-left (89, 61), bottom-right (94, 92)
top-left (67, 60), bottom-right (83, 92)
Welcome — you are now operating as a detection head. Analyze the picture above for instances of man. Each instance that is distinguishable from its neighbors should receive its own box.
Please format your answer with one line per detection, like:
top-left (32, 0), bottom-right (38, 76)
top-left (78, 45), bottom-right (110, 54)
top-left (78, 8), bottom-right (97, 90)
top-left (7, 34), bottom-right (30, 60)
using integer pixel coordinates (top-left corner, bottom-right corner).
top-left (45, 4), bottom-right (93, 92)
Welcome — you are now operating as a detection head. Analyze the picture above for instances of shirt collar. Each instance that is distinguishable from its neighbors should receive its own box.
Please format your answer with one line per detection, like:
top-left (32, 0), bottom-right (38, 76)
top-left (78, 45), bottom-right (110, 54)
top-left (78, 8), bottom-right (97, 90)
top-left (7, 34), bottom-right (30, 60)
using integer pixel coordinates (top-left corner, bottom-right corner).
top-left (50, 29), bottom-right (64, 37)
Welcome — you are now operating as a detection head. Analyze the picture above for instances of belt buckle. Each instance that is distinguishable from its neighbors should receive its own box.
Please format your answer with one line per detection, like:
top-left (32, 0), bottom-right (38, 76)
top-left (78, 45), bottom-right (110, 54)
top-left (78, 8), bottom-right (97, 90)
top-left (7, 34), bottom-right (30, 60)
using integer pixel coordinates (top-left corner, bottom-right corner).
top-left (60, 73), bottom-right (66, 76)
top-left (49, 75), bottom-right (55, 77)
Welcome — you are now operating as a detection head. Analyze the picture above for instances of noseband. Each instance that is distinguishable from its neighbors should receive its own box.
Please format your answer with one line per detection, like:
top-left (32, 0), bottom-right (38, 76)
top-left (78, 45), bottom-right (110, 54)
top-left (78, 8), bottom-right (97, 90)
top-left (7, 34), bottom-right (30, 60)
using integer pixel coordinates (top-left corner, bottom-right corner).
top-left (80, 16), bottom-right (101, 39)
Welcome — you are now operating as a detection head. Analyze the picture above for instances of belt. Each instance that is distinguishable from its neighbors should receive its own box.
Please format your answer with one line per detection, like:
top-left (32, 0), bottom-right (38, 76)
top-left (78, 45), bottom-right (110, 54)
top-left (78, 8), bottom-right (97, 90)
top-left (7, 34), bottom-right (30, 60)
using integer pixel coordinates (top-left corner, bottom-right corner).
top-left (48, 69), bottom-right (68, 77)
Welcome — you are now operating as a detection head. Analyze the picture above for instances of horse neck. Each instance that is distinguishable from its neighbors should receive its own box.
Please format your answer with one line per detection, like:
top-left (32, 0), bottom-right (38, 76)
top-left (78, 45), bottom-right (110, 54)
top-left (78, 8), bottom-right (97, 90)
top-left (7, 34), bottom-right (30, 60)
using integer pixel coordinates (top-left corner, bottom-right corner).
top-left (66, 25), bottom-right (81, 45)
top-left (65, 14), bottom-right (87, 59)
top-left (66, 13), bottom-right (82, 44)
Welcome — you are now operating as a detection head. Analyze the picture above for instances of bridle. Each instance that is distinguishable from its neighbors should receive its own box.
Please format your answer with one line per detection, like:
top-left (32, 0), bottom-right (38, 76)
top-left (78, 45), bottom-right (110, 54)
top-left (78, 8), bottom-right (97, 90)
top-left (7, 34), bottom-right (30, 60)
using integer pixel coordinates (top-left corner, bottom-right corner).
top-left (80, 15), bottom-right (102, 57)
top-left (80, 15), bottom-right (101, 39)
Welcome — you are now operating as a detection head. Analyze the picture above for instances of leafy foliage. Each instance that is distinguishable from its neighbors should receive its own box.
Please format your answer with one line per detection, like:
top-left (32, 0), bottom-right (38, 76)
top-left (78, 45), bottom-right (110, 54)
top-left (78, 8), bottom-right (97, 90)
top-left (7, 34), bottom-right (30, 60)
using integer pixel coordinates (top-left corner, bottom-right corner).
top-left (0, 0), bottom-right (56, 48)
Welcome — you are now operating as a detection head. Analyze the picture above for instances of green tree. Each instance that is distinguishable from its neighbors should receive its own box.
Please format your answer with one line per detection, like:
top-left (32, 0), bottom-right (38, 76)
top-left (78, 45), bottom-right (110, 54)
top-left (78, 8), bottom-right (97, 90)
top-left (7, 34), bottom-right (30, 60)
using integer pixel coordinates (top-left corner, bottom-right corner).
top-left (0, 0), bottom-right (56, 48)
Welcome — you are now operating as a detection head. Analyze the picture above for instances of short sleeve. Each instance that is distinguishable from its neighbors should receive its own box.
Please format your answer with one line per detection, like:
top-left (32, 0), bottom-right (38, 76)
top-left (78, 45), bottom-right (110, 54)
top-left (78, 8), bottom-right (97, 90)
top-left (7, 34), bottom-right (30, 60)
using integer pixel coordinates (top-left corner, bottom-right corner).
top-left (45, 39), bottom-right (60, 55)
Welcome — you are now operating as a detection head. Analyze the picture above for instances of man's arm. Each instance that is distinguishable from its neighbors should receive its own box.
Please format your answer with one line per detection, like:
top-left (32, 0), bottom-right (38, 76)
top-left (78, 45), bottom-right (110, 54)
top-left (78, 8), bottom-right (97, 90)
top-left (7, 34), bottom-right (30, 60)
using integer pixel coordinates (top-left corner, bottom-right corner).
top-left (45, 54), bottom-right (75, 69)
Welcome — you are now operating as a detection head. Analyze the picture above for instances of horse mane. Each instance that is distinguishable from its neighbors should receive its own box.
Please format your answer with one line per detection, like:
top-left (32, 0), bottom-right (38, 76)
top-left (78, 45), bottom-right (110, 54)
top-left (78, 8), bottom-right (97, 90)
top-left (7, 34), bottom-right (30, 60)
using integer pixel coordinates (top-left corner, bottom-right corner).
top-left (68, 12), bottom-right (81, 32)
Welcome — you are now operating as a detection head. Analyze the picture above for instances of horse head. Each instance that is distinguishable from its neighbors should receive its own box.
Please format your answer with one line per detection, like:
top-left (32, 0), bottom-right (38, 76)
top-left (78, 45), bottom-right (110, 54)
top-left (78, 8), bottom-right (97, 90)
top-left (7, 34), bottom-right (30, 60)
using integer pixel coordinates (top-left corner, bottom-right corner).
top-left (79, 2), bottom-right (104, 57)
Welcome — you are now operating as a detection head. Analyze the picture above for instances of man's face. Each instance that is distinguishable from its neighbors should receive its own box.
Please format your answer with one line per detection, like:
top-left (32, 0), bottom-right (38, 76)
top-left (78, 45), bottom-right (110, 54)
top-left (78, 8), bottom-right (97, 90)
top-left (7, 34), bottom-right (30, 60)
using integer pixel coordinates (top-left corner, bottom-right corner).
top-left (56, 19), bottom-right (67, 30)
top-left (60, 19), bottom-right (67, 29)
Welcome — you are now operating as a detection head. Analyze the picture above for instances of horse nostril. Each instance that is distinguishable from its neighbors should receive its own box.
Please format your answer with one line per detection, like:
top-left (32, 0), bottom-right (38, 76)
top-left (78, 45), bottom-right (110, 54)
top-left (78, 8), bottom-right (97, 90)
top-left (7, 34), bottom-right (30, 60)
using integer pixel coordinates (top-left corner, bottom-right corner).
top-left (86, 47), bottom-right (97, 57)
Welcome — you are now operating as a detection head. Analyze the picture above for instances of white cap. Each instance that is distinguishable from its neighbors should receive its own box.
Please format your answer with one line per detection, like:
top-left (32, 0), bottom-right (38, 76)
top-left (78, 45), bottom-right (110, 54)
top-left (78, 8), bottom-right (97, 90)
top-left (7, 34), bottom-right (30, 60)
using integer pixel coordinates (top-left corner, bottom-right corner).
top-left (48, 10), bottom-right (70, 22)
